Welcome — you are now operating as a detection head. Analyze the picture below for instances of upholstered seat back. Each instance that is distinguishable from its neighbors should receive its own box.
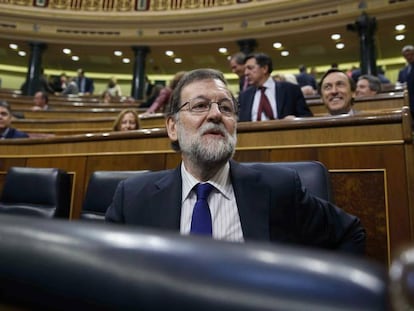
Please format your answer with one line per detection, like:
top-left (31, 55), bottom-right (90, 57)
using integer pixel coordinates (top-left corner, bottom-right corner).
top-left (0, 167), bottom-right (71, 218)
top-left (81, 170), bottom-right (149, 221)
top-left (243, 161), bottom-right (334, 202)
top-left (0, 214), bottom-right (388, 310)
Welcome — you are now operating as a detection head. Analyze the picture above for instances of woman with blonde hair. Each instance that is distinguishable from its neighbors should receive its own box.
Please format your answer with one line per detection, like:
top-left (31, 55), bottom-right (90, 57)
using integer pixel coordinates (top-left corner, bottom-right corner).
top-left (112, 109), bottom-right (140, 131)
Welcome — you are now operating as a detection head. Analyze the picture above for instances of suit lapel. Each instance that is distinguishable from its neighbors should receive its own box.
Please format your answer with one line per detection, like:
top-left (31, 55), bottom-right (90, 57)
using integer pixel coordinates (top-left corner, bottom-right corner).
top-left (241, 88), bottom-right (256, 121)
top-left (149, 167), bottom-right (182, 230)
top-left (275, 81), bottom-right (284, 117)
top-left (230, 161), bottom-right (270, 241)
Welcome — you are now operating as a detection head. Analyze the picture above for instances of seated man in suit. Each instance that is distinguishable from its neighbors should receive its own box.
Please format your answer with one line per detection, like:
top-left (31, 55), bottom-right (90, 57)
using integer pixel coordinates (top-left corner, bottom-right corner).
top-left (0, 101), bottom-right (29, 139)
top-left (238, 53), bottom-right (313, 122)
top-left (319, 68), bottom-right (357, 116)
top-left (31, 91), bottom-right (49, 111)
top-left (356, 74), bottom-right (381, 97)
top-left (106, 68), bottom-right (365, 254)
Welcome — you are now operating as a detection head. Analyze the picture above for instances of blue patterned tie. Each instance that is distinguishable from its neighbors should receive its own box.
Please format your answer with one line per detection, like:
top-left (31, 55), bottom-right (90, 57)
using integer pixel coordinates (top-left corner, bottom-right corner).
top-left (190, 183), bottom-right (215, 236)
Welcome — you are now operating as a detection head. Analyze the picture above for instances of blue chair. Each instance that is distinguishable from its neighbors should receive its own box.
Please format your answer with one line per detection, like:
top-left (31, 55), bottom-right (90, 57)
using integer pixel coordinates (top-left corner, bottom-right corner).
top-left (80, 170), bottom-right (149, 221)
top-left (243, 161), bottom-right (334, 202)
top-left (0, 166), bottom-right (72, 218)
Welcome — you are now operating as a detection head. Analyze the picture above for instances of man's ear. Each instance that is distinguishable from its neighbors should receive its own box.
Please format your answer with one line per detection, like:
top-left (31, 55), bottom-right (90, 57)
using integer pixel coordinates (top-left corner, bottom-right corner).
top-left (166, 116), bottom-right (178, 142)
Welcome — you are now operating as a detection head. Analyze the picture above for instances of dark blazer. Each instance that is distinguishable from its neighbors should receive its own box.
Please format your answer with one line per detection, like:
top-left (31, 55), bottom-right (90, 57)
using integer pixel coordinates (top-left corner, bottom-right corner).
top-left (77, 77), bottom-right (94, 94)
top-left (238, 81), bottom-right (313, 121)
top-left (106, 161), bottom-right (365, 254)
top-left (398, 65), bottom-right (411, 83)
top-left (2, 127), bottom-right (29, 139)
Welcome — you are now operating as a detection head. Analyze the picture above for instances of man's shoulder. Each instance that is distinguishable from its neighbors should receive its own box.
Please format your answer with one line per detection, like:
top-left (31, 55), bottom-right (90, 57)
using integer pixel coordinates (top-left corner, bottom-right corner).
top-left (7, 128), bottom-right (29, 138)
top-left (122, 169), bottom-right (176, 188)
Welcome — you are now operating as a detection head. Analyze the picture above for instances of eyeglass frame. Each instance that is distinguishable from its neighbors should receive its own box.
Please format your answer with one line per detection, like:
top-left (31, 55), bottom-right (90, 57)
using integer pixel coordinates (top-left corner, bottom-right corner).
top-left (175, 96), bottom-right (239, 116)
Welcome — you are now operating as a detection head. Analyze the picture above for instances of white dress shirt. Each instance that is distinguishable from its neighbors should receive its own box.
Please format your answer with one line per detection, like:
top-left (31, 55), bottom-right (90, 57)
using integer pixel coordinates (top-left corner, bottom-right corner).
top-left (180, 162), bottom-right (244, 242)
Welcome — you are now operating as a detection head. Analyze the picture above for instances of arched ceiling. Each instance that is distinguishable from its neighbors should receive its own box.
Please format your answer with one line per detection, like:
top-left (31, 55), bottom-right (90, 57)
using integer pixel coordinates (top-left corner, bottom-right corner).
top-left (0, 0), bottom-right (413, 77)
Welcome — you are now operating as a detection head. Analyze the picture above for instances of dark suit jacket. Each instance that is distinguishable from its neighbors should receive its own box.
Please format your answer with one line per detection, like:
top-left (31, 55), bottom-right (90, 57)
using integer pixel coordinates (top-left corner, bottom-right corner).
top-left (106, 161), bottom-right (365, 254)
top-left (77, 77), bottom-right (94, 94)
top-left (398, 65), bottom-right (411, 83)
top-left (2, 127), bottom-right (29, 139)
top-left (238, 81), bottom-right (313, 121)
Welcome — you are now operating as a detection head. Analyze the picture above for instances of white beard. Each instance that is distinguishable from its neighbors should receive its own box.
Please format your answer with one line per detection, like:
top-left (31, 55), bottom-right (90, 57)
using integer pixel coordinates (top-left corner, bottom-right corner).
top-left (178, 121), bottom-right (237, 166)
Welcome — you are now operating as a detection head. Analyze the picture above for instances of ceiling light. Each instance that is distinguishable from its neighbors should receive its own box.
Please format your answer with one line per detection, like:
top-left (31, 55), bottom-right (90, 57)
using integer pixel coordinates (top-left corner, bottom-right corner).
top-left (174, 58), bottom-right (182, 63)
top-left (71, 55), bottom-right (79, 61)
top-left (273, 42), bottom-right (282, 49)
top-left (281, 51), bottom-right (289, 56)
top-left (218, 47), bottom-right (228, 54)
top-left (9, 44), bottom-right (18, 50)
top-left (122, 58), bottom-right (130, 63)
top-left (165, 50), bottom-right (174, 57)
top-left (114, 50), bottom-right (123, 56)
top-left (331, 34), bottom-right (341, 40)
top-left (63, 48), bottom-right (71, 54)
top-left (336, 43), bottom-right (345, 49)
top-left (395, 24), bottom-right (406, 31)
top-left (17, 51), bottom-right (26, 56)
top-left (395, 34), bottom-right (405, 41)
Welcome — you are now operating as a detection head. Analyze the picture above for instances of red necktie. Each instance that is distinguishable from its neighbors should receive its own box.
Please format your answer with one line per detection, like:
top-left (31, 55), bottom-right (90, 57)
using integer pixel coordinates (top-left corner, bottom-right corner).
top-left (257, 86), bottom-right (274, 121)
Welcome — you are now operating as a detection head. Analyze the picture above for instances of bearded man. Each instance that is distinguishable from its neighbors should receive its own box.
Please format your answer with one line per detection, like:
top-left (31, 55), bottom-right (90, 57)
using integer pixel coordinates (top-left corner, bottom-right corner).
top-left (105, 68), bottom-right (365, 254)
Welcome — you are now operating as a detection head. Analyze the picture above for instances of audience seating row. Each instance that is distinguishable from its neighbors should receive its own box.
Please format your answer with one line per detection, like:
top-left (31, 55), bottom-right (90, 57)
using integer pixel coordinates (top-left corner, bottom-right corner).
top-left (7, 92), bottom-right (407, 136)
top-left (0, 161), bottom-right (333, 222)
top-left (3, 164), bottom-right (414, 310)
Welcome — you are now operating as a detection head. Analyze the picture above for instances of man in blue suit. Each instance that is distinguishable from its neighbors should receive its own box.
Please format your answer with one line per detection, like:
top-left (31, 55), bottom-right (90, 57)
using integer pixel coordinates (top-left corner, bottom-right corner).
top-left (238, 53), bottom-right (313, 122)
top-left (76, 68), bottom-right (95, 95)
top-left (106, 68), bottom-right (365, 254)
top-left (397, 45), bottom-right (414, 118)
top-left (0, 101), bottom-right (29, 139)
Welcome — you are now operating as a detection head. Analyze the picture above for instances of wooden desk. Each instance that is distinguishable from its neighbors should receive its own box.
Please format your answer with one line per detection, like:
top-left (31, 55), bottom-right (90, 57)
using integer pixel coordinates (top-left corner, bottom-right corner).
top-left (22, 109), bottom-right (123, 119)
top-left (13, 117), bottom-right (115, 130)
top-left (1, 107), bottom-right (413, 266)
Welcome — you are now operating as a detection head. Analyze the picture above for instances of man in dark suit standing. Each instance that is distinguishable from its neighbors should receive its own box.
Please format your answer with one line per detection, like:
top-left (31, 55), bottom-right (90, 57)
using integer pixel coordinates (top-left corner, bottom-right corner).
top-left (238, 53), bottom-right (313, 122)
top-left (76, 68), bottom-right (95, 95)
top-left (106, 68), bottom-right (365, 254)
top-left (397, 45), bottom-right (414, 118)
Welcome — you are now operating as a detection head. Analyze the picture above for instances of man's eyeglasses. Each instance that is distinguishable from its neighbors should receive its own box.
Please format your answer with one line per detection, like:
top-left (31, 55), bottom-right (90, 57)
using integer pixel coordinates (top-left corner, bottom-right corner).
top-left (177, 98), bottom-right (238, 116)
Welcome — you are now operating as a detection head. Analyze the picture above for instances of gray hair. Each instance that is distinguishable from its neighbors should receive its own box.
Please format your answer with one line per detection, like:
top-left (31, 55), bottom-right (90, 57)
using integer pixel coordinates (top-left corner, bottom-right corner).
top-left (402, 45), bottom-right (414, 53)
top-left (358, 74), bottom-right (382, 93)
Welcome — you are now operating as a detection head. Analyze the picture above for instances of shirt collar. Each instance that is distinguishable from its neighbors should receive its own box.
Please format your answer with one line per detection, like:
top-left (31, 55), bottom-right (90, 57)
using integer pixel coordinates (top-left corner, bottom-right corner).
top-left (181, 162), bottom-right (232, 202)
top-left (0, 127), bottom-right (10, 139)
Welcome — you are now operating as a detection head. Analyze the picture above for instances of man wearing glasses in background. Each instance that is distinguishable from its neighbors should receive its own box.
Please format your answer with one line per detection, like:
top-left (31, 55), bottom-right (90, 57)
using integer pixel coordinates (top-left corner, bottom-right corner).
top-left (106, 68), bottom-right (365, 254)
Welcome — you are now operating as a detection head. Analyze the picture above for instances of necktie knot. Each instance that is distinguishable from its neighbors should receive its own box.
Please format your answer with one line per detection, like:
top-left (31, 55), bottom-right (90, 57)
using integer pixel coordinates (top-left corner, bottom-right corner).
top-left (196, 183), bottom-right (214, 200)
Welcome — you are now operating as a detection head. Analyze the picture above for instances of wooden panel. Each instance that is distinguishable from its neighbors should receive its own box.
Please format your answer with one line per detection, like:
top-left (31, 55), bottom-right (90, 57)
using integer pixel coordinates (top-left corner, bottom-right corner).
top-left (331, 171), bottom-right (388, 265)
top-left (13, 118), bottom-right (115, 130)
